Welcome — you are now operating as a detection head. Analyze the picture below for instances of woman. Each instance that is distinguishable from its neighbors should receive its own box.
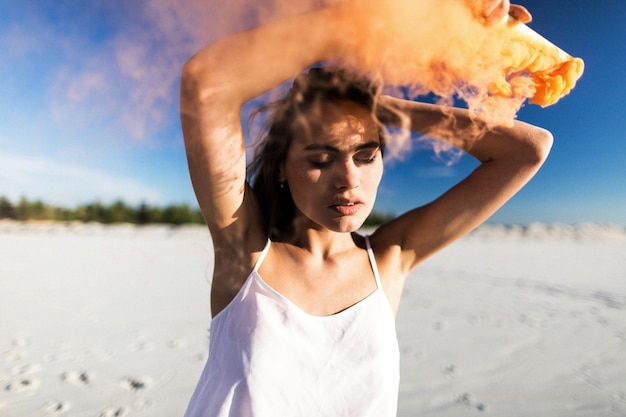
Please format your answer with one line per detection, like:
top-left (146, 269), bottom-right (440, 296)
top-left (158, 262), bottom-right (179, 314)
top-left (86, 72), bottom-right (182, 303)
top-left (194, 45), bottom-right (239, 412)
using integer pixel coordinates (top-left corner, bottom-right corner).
top-left (180, 1), bottom-right (550, 416)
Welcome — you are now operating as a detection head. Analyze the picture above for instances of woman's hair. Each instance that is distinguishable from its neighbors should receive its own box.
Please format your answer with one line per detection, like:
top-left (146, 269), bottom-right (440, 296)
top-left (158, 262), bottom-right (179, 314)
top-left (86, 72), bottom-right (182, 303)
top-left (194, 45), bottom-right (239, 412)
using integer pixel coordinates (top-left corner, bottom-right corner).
top-left (248, 66), bottom-right (385, 235)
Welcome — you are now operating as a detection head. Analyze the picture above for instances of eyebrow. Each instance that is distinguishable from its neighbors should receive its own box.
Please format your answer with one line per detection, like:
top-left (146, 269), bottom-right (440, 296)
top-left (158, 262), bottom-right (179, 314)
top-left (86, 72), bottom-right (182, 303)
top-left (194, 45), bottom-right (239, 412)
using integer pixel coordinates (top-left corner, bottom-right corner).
top-left (302, 141), bottom-right (381, 153)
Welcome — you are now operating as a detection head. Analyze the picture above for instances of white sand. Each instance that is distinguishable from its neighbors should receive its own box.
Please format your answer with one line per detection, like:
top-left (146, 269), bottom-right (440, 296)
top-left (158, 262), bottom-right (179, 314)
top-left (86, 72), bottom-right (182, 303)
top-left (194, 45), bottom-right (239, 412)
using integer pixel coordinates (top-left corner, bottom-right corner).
top-left (1, 221), bottom-right (625, 416)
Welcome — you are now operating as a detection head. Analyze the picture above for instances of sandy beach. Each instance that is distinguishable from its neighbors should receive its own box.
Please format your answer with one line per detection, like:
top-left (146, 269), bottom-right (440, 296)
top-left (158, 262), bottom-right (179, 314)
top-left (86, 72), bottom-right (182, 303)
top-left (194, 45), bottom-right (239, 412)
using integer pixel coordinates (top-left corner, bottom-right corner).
top-left (1, 221), bottom-right (625, 416)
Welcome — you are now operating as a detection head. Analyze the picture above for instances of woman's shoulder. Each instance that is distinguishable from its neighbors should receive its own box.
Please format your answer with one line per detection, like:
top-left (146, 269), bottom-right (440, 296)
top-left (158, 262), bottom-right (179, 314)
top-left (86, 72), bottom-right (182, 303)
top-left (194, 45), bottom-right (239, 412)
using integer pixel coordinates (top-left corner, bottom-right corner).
top-left (364, 223), bottom-right (405, 264)
top-left (366, 209), bottom-right (422, 249)
top-left (364, 208), bottom-right (433, 276)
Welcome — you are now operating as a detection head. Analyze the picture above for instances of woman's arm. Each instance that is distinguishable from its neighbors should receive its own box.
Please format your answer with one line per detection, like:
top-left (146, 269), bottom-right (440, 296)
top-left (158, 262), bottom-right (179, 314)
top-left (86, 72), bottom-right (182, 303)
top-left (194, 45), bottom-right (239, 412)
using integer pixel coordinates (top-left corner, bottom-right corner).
top-left (179, 8), bottom-right (352, 245)
top-left (374, 96), bottom-right (553, 274)
top-left (180, 8), bottom-right (365, 316)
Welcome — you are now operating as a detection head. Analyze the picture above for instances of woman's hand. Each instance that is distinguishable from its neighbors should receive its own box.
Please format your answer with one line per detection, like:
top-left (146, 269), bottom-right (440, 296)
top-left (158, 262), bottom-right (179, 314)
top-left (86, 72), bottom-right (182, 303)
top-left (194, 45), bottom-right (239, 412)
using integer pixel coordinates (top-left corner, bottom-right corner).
top-left (468, 0), bottom-right (532, 24)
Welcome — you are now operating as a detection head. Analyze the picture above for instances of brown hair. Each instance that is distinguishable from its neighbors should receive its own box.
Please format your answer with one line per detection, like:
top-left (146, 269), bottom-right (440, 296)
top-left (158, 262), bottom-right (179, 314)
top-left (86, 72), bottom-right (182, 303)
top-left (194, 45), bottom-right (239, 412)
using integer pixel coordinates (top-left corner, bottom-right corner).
top-left (248, 67), bottom-right (385, 235)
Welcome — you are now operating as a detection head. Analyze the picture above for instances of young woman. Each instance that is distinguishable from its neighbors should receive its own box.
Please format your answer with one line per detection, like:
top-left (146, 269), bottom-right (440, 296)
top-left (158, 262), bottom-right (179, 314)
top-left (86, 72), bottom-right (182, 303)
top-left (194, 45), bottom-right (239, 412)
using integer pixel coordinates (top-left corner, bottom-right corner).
top-left (180, 1), bottom-right (549, 416)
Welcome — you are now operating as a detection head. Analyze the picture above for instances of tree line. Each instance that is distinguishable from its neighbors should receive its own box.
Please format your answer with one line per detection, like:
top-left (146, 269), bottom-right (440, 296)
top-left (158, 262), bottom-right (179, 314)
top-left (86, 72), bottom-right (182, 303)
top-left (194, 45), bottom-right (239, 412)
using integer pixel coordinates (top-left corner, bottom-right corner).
top-left (0, 196), bottom-right (395, 226)
top-left (0, 196), bottom-right (205, 225)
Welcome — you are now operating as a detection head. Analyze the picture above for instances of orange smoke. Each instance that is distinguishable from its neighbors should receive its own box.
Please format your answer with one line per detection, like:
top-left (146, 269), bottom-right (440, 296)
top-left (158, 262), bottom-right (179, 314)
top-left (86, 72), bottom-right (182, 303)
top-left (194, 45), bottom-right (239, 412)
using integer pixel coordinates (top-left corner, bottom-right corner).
top-left (188, 0), bottom-right (583, 159)
top-left (499, 17), bottom-right (585, 107)
top-left (330, 0), bottom-right (584, 126)
top-left (184, 0), bottom-right (583, 128)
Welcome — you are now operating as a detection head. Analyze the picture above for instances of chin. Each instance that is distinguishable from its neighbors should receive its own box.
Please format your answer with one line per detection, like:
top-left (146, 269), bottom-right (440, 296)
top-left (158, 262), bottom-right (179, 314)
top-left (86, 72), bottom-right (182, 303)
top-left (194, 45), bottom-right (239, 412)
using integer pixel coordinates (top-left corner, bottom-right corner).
top-left (329, 217), bottom-right (366, 233)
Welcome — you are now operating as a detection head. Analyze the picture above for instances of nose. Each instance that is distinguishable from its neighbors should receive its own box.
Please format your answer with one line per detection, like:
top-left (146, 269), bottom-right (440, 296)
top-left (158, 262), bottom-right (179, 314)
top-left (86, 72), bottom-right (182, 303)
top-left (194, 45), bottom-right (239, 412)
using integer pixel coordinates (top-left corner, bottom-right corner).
top-left (333, 158), bottom-right (360, 190)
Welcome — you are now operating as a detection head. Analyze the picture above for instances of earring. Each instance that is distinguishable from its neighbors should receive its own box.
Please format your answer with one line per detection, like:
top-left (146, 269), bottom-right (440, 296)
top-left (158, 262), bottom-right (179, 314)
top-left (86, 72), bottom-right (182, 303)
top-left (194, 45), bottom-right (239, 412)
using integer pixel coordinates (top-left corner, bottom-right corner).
top-left (280, 182), bottom-right (285, 189)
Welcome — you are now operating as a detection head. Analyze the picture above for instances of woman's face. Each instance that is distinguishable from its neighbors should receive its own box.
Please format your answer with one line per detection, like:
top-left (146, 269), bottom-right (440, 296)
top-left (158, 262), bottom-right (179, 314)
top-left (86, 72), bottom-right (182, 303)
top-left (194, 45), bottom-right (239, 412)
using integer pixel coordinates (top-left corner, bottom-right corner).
top-left (280, 100), bottom-right (384, 233)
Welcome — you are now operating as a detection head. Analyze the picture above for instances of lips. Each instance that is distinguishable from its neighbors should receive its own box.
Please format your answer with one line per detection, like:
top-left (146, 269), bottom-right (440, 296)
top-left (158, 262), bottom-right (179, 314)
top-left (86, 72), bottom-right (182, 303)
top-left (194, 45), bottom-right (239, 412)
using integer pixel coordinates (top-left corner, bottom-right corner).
top-left (329, 199), bottom-right (362, 216)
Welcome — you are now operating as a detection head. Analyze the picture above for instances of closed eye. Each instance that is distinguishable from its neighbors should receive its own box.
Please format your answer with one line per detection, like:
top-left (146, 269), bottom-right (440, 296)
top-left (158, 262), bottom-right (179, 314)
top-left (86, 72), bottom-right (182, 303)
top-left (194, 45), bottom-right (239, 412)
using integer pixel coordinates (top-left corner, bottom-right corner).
top-left (355, 155), bottom-right (377, 164)
top-left (308, 154), bottom-right (334, 168)
top-left (354, 148), bottom-right (379, 165)
top-left (304, 143), bottom-right (380, 168)
top-left (309, 160), bottom-right (332, 168)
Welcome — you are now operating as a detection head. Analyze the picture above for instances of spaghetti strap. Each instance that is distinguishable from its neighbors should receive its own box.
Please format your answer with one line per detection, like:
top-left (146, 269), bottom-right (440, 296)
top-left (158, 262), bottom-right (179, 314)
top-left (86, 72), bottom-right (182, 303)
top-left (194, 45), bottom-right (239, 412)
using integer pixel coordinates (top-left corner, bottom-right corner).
top-left (253, 239), bottom-right (272, 273)
top-left (364, 235), bottom-right (383, 290)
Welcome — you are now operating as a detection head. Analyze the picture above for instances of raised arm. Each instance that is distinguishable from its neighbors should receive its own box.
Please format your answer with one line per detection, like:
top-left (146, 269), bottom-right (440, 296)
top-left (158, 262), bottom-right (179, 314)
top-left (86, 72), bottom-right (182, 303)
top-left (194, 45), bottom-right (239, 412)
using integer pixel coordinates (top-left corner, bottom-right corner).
top-left (375, 96), bottom-right (553, 274)
top-left (179, 8), bottom-right (351, 245)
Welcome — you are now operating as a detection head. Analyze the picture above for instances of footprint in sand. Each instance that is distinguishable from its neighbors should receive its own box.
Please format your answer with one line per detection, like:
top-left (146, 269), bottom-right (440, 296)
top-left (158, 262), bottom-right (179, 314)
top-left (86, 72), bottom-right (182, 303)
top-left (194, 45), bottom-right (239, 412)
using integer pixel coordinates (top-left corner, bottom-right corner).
top-left (167, 338), bottom-right (188, 349)
top-left (4, 377), bottom-right (40, 393)
top-left (61, 370), bottom-right (93, 386)
top-left (3, 350), bottom-right (24, 361)
top-left (456, 393), bottom-right (486, 412)
top-left (120, 376), bottom-right (152, 392)
top-left (42, 400), bottom-right (72, 414)
top-left (441, 364), bottom-right (457, 377)
top-left (5, 363), bottom-right (42, 394)
top-left (99, 406), bottom-right (129, 417)
top-left (128, 341), bottom-right (154, 352)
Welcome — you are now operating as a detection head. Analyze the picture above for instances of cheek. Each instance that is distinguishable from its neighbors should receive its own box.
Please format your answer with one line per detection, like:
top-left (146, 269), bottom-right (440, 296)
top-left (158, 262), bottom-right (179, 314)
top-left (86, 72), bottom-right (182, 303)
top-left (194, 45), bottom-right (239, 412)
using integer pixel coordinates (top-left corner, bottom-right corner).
top-left (365, 163), bottom-right (384, 190)
top-left (303, 169), bottom-right (322, 184)
top-left (285, 163), bottom-right (322, 193)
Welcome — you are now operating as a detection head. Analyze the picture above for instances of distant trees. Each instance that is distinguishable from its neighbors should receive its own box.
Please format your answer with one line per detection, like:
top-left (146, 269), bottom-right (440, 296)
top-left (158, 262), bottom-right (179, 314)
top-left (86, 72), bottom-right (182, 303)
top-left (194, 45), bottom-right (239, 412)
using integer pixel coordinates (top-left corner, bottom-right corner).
top-left (0, 196), bottom-right (16, 219)
top-left (0, 196), bottom-right (206, 225)
top-left (0, 196), bottom-right (395, 226)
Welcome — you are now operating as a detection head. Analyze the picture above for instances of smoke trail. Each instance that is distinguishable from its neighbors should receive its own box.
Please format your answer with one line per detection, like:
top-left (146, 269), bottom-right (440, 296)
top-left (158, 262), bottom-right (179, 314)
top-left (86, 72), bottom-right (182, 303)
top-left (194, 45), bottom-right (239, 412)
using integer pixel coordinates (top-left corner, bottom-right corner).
top-left (328, 0), bottom-right (583, 124)
top-left (175, 0), bottom-right (582, 156)
top-left (180, 0), bottom-right (582, 118)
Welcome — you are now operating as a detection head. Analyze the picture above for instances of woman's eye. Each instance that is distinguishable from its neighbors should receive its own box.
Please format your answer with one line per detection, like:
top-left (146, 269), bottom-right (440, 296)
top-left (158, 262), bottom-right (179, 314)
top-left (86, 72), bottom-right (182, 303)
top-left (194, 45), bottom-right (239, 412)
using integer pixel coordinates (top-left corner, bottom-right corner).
top-left (354, 151), bottom-right (378, 164)
top-left (308, 157), bottom-right (332, 168)
top-left (356, 156), bottom-right (376, 164)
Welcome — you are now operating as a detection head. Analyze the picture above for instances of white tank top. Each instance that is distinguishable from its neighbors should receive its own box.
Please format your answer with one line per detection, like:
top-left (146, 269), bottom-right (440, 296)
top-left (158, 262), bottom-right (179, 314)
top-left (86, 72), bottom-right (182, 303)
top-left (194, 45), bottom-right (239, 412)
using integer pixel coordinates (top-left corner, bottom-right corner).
top-left (184, 236), bottom-right (399, 417)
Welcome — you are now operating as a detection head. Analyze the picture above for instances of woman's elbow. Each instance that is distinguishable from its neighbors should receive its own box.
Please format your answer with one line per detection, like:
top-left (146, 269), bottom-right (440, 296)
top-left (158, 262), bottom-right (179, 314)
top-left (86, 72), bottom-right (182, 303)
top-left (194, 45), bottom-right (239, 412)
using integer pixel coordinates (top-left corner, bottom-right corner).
top-left (530, 127), bottom-right (554, 165)
top-left (180, 55), bottom-right (211, 101)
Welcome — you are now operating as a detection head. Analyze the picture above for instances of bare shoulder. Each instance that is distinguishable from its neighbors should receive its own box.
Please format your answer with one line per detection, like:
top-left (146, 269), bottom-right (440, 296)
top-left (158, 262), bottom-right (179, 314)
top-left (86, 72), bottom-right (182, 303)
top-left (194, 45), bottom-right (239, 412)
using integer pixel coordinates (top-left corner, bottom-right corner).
top-left (367, 207), bottom-right (432, 271)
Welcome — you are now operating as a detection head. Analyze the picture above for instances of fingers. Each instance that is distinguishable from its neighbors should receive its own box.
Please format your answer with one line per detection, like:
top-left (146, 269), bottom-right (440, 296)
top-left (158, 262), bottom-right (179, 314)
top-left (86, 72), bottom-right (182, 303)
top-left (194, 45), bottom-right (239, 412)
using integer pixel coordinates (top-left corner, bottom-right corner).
top-left (468, 0), bottom-right (532, 25)
top-left (478, 0), bottom-right (510, 25)
top-left (509, 4), bottom-right (532, 23)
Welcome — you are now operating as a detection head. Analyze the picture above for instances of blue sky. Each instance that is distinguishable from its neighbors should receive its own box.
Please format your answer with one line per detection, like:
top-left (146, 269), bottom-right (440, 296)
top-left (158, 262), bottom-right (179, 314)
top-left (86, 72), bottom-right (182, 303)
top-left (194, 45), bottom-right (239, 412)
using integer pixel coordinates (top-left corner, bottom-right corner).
top-left (1, 0), bottom-right (624, 225)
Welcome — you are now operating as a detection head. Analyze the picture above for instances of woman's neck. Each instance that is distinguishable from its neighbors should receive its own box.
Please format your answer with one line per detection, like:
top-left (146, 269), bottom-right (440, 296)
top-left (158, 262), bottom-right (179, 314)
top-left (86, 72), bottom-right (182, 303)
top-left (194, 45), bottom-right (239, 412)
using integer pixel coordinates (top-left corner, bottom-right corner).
top-left (276, 218), bottom-right (363, 260)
